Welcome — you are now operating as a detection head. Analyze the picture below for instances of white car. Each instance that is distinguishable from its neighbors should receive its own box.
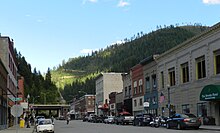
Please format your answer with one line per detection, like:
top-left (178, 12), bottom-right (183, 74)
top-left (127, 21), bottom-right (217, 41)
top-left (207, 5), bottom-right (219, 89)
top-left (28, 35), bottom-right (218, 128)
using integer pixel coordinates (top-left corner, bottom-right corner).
top-left (36, 119), bottom-right (54, 133)
top-left (104, 116), bottom-right (115, 124)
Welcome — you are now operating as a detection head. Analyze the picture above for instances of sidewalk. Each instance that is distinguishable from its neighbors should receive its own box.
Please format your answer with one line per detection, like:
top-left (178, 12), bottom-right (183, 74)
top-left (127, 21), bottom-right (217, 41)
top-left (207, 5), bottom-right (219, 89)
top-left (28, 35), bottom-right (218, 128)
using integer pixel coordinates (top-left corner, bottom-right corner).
top-left (0, 125), bottom-right (34, 133)
top-left (200, 125), bottom-right (220, 131)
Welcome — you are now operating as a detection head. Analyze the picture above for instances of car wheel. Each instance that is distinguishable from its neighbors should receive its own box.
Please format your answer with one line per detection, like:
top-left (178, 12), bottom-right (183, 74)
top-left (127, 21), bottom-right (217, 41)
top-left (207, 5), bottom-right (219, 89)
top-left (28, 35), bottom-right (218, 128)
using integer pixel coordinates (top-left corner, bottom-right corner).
top-left (177, 123), bottom-right (182, 130)
top-left (166, 123), bottom-right (170, 129)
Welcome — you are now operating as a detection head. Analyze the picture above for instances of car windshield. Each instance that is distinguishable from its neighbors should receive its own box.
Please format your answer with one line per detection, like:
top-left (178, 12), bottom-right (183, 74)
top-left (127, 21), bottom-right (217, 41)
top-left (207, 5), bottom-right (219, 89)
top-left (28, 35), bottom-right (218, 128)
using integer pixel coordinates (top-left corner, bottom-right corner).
top-left (39, 119), bottom-right (52, 125)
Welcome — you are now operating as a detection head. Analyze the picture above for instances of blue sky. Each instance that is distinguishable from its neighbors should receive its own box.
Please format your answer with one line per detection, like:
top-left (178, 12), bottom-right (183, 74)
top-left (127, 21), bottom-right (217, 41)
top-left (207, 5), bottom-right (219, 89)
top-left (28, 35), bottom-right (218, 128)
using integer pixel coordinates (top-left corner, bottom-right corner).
top-left (0, 0), bottom-right (220, 73)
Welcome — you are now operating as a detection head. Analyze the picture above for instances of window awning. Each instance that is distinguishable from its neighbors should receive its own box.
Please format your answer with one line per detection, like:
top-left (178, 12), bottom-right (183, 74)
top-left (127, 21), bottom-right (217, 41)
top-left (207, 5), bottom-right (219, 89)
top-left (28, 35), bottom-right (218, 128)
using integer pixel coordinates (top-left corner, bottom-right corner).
top-left (200, 85), bottom-right (220, 101)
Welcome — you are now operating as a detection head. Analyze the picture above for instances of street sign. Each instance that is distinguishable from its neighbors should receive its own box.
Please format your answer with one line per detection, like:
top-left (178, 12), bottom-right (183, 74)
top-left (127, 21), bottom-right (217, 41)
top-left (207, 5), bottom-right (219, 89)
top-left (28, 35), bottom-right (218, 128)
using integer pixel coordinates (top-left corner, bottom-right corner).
top-left (11, 97), bottom-right (23, 102)
top-left (11, 105), bottom-right (23, 117)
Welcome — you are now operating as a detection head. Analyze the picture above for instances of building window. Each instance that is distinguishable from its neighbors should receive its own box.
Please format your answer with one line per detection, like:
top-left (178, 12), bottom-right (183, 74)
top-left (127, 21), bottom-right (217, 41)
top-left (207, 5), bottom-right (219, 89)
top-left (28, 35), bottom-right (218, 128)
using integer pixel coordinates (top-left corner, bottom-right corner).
top-left (214, 50), bottom-right (220, 74)
top-left (139, 98), bottom-right (143, 106)
top-left (129, 85), bottom-right (131, 97)
top-left (145, 77), bottom-right (150, 91)
top-left (197, 103), bottom-right (207, 117)
top-left (168, 67), bottom-right (175, 86)
top-left (181, 62), bottom-right (189, 83)
top-left (125, 87), bottom-right (127, 97)
top-left (111, 104), bottom-right (114, 109)
top-left (152, 75), bottom-right (157, 89)
top-left (139, 79), bottom-right (143, 93)
top-left (196, 56), bottom-right (206, 79)
top-left (134, 100), bottom-right (137, 107)
top-left (134, 81), bottom-right (137, 95)
top-left (161, 71), bottom-right (164, 88)
top-left (182, 104), bottom-right (190, 113)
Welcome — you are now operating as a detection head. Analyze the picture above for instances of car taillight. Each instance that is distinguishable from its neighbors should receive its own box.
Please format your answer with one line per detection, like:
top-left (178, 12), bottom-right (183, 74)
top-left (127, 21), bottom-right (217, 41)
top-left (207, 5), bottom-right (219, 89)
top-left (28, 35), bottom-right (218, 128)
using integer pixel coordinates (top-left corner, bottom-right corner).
top-left (198, 118), bottom-right (202, 122)
top-left (183, 118), bottom-right (190, 122)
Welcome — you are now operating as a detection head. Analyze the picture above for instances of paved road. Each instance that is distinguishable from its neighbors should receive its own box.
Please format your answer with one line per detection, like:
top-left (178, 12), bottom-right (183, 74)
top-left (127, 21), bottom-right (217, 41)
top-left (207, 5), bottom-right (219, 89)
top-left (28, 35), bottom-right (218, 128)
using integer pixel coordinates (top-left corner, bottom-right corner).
top-left (53, 120), bottom-right (219, 133)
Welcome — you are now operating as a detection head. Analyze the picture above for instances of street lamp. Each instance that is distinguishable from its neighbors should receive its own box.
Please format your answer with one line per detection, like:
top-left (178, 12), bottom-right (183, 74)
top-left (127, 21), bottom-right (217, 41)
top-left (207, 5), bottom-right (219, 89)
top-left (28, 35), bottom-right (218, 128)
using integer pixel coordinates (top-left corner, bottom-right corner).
top-left (167, 84), bottom-right (171, 117)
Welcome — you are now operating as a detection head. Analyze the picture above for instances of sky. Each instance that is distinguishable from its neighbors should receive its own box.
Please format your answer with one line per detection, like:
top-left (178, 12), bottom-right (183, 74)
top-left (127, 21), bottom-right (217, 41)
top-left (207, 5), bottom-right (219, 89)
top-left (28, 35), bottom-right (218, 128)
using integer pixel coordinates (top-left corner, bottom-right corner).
top-left (0, 0), bottom-right (220, 73)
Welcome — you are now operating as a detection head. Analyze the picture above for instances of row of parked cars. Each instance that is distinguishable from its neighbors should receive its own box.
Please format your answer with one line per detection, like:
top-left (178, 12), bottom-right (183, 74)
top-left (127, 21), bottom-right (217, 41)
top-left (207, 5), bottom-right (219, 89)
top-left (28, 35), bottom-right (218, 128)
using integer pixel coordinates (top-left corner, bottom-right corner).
top-left (83, 113), bottom-right (202, 130)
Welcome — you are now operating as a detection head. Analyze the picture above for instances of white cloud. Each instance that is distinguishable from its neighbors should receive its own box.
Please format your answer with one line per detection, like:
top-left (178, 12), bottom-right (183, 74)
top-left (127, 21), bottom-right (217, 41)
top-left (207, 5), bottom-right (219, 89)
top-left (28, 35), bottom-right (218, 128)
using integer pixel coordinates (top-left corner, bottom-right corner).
top-left (80, 48), bottom-right (98, 55)
top-left (37, 19), bottom-right (43, 23)
top-left (82, 0), bottom-right (98, 4)
top-left (25, 14), bottom-right (31, 17)
top-left (117, 0), bottom-right (130, 7)
top-left (202, 0), bottom-right (220, 4)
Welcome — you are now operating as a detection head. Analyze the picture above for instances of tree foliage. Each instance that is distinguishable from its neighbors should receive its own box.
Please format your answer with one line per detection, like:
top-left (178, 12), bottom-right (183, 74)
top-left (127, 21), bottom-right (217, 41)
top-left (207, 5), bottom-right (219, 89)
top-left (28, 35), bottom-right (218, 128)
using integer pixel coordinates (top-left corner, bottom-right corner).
top-left (55, 25), bottom-right (209, 101)
top-left (15, 51), bottom-right (60, 104)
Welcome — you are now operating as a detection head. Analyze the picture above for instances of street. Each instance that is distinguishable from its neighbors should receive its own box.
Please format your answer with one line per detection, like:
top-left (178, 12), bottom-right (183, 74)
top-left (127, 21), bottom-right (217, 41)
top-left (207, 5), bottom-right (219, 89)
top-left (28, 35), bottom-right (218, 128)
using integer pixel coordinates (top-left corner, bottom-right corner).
top-left (52, 120), bottom-right (219, 133)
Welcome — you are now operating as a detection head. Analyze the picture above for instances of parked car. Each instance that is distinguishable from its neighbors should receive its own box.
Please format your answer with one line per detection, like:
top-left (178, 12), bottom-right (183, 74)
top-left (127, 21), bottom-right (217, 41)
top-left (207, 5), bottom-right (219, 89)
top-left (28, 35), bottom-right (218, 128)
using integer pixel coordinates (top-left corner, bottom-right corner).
top-left (133, 113), bottom-right (153, 126)
top-left (35, 115), bottom-right (45, 124)
top-left (166, 113), bottom-right (201, 130)
top-left (115, 114), bottom-right (134, 125)
top-left (36, 119), bottom-right (54, 133)
top-left (57, 115), bottom-right (65, 120)
top-left (91, 115), bottom-right (106, 123)
top-left (88, 114), bottom-right (95, 122)
top-left (82, 115), bottom-right (89, 122)
top-left (104, 116), bottom-right (115, 124)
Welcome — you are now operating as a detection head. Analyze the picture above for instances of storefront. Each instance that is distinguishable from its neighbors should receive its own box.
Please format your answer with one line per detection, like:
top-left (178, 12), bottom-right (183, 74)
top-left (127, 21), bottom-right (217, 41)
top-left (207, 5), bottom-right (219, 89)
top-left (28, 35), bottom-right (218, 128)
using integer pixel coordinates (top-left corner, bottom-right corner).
top-left (200, 84), bottom-right (220, 125)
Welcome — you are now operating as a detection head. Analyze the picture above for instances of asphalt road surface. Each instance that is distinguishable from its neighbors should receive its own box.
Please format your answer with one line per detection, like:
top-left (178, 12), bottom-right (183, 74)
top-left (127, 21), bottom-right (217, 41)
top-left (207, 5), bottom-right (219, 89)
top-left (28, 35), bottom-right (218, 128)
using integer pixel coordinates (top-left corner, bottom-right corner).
top-left (53, 120), bottom-right (219, 133)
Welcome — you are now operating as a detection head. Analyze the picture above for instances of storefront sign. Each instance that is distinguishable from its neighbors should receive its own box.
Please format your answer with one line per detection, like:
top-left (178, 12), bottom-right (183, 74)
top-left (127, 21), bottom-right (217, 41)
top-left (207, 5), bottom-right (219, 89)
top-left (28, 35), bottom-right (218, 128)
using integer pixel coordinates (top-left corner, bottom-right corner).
top-left (143, 102), bottom-right (149, 107)
top-left (200, 85), bottom-right (220, 101)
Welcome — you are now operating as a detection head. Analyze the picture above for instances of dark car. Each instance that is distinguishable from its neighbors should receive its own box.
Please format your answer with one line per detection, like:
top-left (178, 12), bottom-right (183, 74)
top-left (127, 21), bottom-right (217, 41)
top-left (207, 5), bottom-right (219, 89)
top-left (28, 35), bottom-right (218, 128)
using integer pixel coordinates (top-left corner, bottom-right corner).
top-left (115, 114), bottom-right (134, 125)
top-left (133, 113), bottom-right (153, 126)
top-left (91, 115), bottom-right (103, 123)
top-left (82, 116), bottom-right (89, 122)
top-left (166, 113), bottom-right (201, 130)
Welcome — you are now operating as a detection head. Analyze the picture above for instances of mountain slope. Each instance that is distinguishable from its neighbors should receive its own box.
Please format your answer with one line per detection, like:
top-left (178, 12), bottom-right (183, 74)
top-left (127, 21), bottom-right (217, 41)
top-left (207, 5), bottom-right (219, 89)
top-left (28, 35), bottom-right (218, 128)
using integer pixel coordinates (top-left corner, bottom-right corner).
top-left (51, 25), bottom-right (209, 101)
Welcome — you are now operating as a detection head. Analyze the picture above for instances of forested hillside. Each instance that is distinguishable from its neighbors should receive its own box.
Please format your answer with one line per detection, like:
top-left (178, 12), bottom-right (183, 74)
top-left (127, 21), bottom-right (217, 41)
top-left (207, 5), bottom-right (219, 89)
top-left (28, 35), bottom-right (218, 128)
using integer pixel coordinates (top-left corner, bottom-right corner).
top-left (53, 24), bottom-right (209, 102)
top-left (16, 51), bottom-right (60, 104)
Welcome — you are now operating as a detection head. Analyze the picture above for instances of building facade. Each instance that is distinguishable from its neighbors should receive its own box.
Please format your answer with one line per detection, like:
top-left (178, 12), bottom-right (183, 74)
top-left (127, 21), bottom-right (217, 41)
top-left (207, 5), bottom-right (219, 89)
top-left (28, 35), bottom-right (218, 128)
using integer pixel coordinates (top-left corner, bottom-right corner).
top-left (95, 73), bottom-right (124, 116)
top-left (74, 94), bottom-right (95, 119)
top-left (0, 59), bottom-right (8, 130)
top-left (115, 92), bottom-right (123, 116)
top-left (122, 73), bottom-right (132, 115)
top-left (156, 22), bottom-right (220, 125)
top-left (131, 64), bottom-right (144, 116)
top-left (0, 36), bottom-right (18, 127)
top-left (141, 55), bottom-right (159, 116)
top-left (109, 92), bottom-right (117, 116)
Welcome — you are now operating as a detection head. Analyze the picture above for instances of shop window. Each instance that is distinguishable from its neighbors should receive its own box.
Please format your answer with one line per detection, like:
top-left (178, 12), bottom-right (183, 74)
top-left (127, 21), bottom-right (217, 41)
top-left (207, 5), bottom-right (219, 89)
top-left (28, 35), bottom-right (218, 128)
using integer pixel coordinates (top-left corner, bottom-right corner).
top-left (214, 50), bottom-right (220, 74)
top-left (197, 103), bottom-right (207, 117)
top-left (168, 67), bottom-right (176, 86)
top-left (161, 71), bottom-right (164, 88)
top-left (182, 104), bottom-right (190, 113)
top-left (196, 56), bottom-right (206, 79)
top-left (181, 62), bottom-right (189, 83)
